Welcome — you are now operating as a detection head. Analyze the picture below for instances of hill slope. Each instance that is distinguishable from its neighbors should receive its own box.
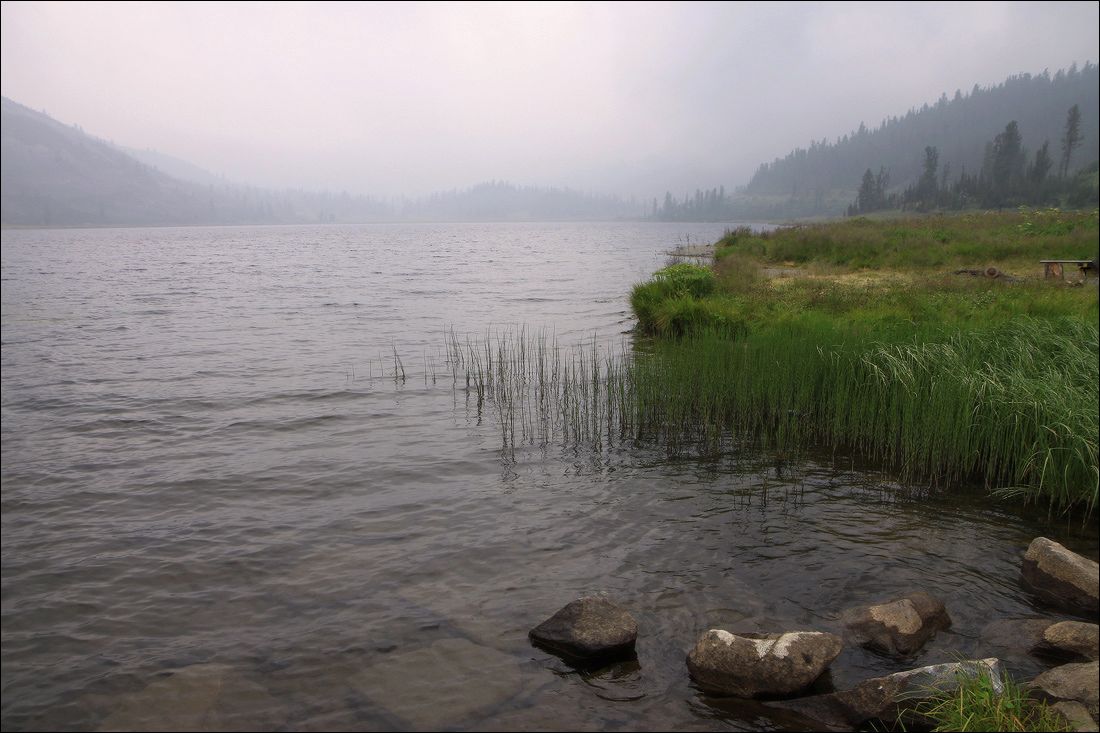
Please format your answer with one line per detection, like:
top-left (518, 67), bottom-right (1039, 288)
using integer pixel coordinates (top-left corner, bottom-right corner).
top-left (1, 98), bottom-right (641, 226)
top-left (748, 64), bottom-right (1098, 198)
top-left (651, 64), bottom-right (1099, 221)
top-left (1, 97), bottom-right (397, 227)
top-left (2, 97), bottom-right (258, 226)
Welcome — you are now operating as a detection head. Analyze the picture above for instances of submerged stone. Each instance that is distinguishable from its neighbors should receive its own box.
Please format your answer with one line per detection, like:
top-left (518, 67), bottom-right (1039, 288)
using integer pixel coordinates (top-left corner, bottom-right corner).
top-left (347, 637), bottom-right (523, 729)
top-left (981, 617), bottom-right (1055, 655)
top-left (95, 663), bottom-right (283, 732)
top-left (841, 590), bottom-right (951, 656)
top-left (528, 596), bottom-right (638, 660)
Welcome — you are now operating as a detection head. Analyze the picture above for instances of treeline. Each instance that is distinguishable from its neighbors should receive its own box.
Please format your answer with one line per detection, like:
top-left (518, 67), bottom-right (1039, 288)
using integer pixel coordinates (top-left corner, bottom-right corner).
top-left (649, 64), bottom-right (1099, 222)
top-left (395, 180), bottom-right (642, 221)
top-left (748, 63), bottom-right (1098, 198)
top-left (646, 185), bottom-right (855, 222)
top-left (848, 105), bottom-right (1098, 215)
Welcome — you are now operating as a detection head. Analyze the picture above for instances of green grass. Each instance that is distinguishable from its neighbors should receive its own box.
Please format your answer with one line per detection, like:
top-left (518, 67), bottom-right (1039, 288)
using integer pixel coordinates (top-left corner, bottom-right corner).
top-left (632, 320), bottom-right (1096, 511)
top-left (446, 317), bottom-right (1098, 515)
top-left (443, 213), bottom-right (1098, 518)
top-left (896, 667), bottom-right (1071, 732)
top-left (715, 208), bottom-right (1098, 273)
top-left (619, 211), bottom-right (1099, 517)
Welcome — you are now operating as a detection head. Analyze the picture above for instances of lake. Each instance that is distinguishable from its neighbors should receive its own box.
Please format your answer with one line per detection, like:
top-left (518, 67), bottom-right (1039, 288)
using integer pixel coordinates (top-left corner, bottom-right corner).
top-left (1, 221), bottom-right (1095, 731)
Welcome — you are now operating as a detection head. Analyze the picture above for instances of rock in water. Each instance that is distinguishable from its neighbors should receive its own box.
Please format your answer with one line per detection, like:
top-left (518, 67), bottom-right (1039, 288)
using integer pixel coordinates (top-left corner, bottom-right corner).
top-left (1028, 661), bottom-right (1100, 719)
top-left (528, 596), bottom-right (638, 660)
top-left (766, 658), bottom-right (1005, 730)
top-left (1036, 620), bottom-right (1100, 662)
top-left (841, 590), bottom-right (951, 656)
top-left (685, 629), bottom-right (843, 698)
top-left (1021, 537), bottom-right (1099, 613)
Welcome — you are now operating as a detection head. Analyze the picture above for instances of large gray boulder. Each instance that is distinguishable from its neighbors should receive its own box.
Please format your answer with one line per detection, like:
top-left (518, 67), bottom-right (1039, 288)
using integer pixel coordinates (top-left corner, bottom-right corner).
top-left (841, 590), bottom-right (951, 656)
top-left (766, 658), bottom-right (1004, 731)
top-left (528, 596), bottom-right (637, 660)
top-left (1028, 661), bottom-right (1100, 720)
top-left (1021, 537), bottom-right (1099, 613)
top-left (685, 629), bottom-right (843, 698)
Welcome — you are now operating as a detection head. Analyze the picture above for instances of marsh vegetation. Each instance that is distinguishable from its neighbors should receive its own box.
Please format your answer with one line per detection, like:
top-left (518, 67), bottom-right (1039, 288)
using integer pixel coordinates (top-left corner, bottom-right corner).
top-left (454, 211), bottom-right (1098, 518)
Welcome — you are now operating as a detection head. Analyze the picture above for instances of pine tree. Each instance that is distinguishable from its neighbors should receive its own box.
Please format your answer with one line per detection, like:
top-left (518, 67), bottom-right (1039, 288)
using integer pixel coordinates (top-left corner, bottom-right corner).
top-left (1059, 103), bottom-right (1082, 177)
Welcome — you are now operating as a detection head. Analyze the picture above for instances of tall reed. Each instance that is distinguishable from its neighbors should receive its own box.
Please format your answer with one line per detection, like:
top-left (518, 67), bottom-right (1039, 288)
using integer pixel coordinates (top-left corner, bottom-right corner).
top-left (445, 318), bottom-right (1098, 517)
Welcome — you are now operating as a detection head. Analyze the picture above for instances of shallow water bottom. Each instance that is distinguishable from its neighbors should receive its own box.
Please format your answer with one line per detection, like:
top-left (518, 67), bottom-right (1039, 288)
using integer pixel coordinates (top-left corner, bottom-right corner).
top-left (4, 442), bottom-right (1096, 732)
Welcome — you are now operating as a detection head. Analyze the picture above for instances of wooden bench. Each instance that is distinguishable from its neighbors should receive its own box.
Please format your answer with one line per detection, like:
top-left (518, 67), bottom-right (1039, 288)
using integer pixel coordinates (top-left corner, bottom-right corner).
top-left (1040, 260), bottom-right (1096, 279)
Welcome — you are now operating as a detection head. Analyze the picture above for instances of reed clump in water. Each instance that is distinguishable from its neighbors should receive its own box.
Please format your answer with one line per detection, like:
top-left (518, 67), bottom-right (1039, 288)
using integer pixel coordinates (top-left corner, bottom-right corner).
top-left (447, 328), bottom-right (631, 454)
top-left (446, 318), bottom-right (1097, 515)
top-left (451, 213), bottom-right (1096, 515)
top-left (626, 319), bottom-right (1097, 515)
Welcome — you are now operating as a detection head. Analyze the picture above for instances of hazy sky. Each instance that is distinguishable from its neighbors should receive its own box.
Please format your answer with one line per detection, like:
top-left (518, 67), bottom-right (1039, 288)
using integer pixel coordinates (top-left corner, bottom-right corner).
top-left (2, 1), bottom-right (1097, 200)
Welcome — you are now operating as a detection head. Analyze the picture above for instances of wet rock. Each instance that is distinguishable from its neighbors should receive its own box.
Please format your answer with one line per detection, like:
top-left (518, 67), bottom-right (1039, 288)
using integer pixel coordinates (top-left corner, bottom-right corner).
top-left (528, 596), bottom-right (638, 660)
top-left (95, 663), bottom-right (283, 732)
top-left (840, 590), bottom-right (951, 656)
top-left (1036, 621), bottom-right (1100, 662)
top-left (1052, 701), bottom-right (1100, 732)
top-left (1021, 537), bottom-right (1099, 613)
top-left (766, 658), bottom-right (1004, 732)
top-left (1028, 661), bottom-right (1100, 719)
top-left (685, 629), bottom-right (842, 698)
top-left (981, 618), bottom-right (1055, 655)
top-left (347, 637), bottom-right (523, 729)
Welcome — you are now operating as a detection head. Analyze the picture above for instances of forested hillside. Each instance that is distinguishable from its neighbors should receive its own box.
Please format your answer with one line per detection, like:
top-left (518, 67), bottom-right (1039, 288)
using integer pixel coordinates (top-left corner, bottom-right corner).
top-left (652, 64), bottom-right (1099, 221)
top-left (748, 64), bottom-right (1097, 194)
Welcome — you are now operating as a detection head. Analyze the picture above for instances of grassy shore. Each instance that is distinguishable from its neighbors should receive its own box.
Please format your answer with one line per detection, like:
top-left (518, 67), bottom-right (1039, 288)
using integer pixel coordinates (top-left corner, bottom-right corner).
top-left (628, 209), bottom-right (1098, 516)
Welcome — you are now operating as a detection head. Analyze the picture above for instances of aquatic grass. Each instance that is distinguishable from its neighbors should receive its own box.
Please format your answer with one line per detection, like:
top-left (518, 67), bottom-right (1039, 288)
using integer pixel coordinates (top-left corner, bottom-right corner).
top-left (446, 328), bottom-right (630, 458)
top-left (446, 316), bottom-right (1098, 516)
top-left (444, 213), bottom-right (1097, 514)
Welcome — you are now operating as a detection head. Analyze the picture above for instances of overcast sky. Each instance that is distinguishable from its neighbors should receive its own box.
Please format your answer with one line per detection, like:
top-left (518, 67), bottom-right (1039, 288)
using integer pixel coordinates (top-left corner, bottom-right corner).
top-left (2, 1), bottom-right (1097, 200)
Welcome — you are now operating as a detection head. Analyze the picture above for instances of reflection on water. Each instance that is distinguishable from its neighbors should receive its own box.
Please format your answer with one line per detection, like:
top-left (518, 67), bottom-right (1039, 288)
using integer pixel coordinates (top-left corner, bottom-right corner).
top-left (1, 223), bottom-right (1096, 731)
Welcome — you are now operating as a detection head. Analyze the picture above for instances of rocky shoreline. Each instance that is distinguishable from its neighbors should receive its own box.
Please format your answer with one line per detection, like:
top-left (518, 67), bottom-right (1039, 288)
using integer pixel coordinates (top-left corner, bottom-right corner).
top-left (530, 536), bottom-right (1099, 731)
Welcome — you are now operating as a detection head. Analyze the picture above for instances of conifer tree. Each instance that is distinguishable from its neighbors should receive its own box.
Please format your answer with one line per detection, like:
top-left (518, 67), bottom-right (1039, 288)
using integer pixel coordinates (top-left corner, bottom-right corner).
top-left (1060, 103), bottom-right (1082, 177)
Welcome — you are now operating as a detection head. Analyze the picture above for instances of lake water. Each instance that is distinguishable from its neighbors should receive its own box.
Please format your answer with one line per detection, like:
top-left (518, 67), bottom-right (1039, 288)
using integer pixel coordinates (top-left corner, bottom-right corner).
top-left (2, 222), bottom-right (1096, 731)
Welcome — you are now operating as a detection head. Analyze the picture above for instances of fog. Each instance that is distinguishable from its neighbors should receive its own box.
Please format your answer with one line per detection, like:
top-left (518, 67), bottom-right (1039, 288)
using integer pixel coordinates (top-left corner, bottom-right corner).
top-left (2, 1), bottom-right (1097, 200)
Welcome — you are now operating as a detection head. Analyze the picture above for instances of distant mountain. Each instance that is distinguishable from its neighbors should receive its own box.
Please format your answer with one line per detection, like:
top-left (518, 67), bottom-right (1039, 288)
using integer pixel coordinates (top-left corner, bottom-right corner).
top-left (0, 97), bottom-right (393, 227)
top-left (652, 63), bottom-right (1099, 221)
top-left (115, 144), bottom-right (231, 188)
top-left (1, 97), bottom-right (645, 227)
top-left (2, 97), bottom-right (252, 226)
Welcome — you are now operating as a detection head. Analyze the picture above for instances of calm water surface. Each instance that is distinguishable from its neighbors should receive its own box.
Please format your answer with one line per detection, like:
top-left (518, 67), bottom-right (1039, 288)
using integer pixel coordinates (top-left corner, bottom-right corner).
top-left (2, 222), bottom-right (1096, 731)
